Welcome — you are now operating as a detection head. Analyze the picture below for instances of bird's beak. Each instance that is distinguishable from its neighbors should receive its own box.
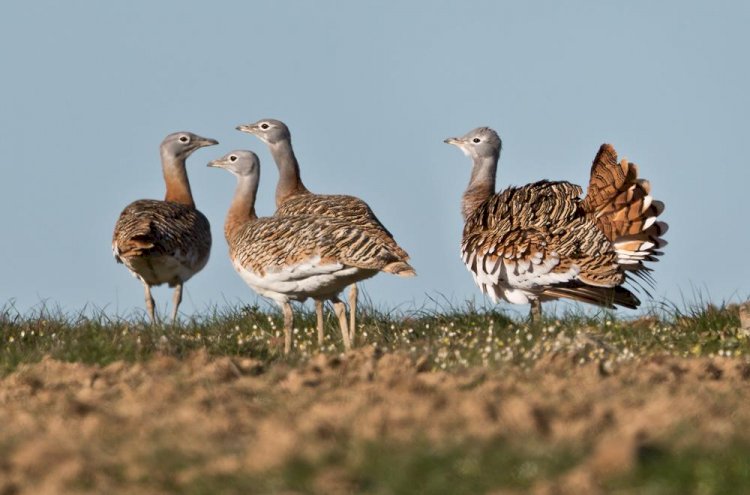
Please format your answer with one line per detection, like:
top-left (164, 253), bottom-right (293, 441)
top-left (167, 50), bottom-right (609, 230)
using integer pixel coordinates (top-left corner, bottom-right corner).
top-left (207, 158), bottom-right (223, 169)
top-left (444, 137), bottom-right (462, 146)
top-left (236, 124), bottom-right (255, 134)
top-left (197, 137), bottom-right (219, 148)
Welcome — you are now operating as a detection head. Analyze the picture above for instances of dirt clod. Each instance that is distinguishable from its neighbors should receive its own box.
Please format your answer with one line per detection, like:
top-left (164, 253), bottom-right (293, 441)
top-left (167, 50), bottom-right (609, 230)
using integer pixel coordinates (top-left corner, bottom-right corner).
top-left (1, 350), bottom-right (750, 493)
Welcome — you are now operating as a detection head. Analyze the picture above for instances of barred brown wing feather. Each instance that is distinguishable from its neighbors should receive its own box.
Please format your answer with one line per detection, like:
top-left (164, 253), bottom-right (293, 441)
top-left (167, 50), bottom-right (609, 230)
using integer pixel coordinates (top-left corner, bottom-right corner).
top-left (462, 181), bottom-right (627, 302)
top-left (112, 199), bottom-right (211, 270)
top-left (275, 193), bottom-right (407, 259)
top-left (231, 215), bottom-right (413, 277)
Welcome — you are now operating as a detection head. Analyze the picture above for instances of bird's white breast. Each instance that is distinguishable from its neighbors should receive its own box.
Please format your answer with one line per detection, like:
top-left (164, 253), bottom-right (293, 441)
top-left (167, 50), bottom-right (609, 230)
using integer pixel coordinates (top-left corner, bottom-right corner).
top-left (233, 256), bottom-right (373, 303)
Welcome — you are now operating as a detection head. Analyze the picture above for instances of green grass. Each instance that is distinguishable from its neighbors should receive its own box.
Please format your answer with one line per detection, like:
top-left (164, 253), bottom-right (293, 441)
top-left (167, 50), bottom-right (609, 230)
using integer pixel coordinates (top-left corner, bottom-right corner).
top-left (0, 299), bottom-right (746, 376)
top-left (608, 441), bottom-right (750, 495)
top-left (172, 437), bottom-right (583, 495)
top-left (94, 436), bottom-right (750, 495)
top-left (1, 299), bottom-right (749, 494)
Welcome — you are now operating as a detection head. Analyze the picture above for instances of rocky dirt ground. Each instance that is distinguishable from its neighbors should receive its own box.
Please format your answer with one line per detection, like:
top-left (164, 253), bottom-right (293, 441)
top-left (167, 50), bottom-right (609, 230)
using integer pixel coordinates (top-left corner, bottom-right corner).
top-left (1, 343), bottom-right (749, 494)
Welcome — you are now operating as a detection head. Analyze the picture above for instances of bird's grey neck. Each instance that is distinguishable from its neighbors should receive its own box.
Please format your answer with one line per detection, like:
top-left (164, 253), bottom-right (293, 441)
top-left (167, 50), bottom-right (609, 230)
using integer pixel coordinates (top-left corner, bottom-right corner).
top-left (161, 153), bottom-right (195, 208)
top-left (269, 139), bottom-right (310, 208)
top-left (462, 153), bottom-right (498, 220)
top-left (225, 174), bottom-right (258, 243)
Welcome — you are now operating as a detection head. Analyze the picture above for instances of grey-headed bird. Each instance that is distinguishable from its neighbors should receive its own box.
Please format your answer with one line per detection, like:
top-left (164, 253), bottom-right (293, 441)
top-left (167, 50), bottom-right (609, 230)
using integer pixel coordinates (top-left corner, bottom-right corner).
top-left (236, 119), bottom-right (412, 346)
top-left (445, 127), bottom-right (667, 322)
top-left (112, 132), bottom-right (217, 323)
top-left (209, 150), bottom-right (414, 354)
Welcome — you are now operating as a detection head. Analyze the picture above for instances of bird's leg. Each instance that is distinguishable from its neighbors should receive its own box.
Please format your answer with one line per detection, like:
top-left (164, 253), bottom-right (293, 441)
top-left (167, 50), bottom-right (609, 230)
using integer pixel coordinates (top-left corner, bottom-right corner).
top-left (348, 283), bottom-right (358, 346)
top-left (530, 299), bottom-right (542, 324)
top-left (143, 281), bottom-right (156, 324)
top-left (170, 283), bottom-right (183, 324)
top-left (315, 300), bottom-right (325, 346)
top-left (281, 302), bottom-right (294, 355)
top-left (332, 298), bottom-right (352, 351)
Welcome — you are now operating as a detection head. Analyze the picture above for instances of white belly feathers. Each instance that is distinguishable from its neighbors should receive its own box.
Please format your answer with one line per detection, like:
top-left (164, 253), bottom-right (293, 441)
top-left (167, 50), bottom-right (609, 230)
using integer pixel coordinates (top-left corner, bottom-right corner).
top-left (463, 249), bottom-right (581, 305)
top-left (234, 256), bottom-right (376, 304)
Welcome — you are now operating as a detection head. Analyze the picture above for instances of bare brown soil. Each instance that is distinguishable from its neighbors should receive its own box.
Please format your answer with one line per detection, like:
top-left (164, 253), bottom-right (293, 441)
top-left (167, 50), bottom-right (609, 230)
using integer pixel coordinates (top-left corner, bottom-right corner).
top-left (1, 347), bottom-right (749, 494)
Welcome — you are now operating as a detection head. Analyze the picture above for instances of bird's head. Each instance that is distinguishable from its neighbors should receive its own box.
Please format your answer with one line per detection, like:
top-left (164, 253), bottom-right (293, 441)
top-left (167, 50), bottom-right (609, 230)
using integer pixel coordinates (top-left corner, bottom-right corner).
top-left (207, 150), bottom-right (260, 178)
top-left (444, 127), bottom-right (502, 160)
top-left (161, 132), bottom-right (219, 160)
top-left (235, 119), bottom-right (290, 146)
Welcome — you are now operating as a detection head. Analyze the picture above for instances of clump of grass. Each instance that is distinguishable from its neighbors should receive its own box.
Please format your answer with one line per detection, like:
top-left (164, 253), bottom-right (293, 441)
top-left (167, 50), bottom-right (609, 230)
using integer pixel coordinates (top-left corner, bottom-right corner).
top-left (175, 437), bottom-right (750, 495)
top-left (0, 298), bottom-right (748, 376)
top-left (125, 436), bottom-right (583, 495)
top-left (607, 440), bottom-right (750, 494)
top-left (0, 303), bottom-right (289, 375)
top-left (281, 437), bottom-right (583, 495)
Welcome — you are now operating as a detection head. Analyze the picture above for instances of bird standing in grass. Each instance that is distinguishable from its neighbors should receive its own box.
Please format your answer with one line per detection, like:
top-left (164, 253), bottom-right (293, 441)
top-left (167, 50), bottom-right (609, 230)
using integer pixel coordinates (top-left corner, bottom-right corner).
top-left (209, 150), bottom-right (415, 354)
top-left (112, 132), bottom-right (218, 323)
top-left (236, 119), bottom-right (411, 346)
top-left (445, 127), bottom-right (667, 322)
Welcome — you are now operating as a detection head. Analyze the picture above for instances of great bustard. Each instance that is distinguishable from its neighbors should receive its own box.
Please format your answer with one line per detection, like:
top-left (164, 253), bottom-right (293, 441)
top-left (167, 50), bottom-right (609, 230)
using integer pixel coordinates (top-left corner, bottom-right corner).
top-left (444, 127), bottom-right (667, 322)
top-left (208, 150), bottom-right (415, 354)
top-left (235, 119), bottom-right (411, 346)
top-left (112, 132), bottom-right (218, 323)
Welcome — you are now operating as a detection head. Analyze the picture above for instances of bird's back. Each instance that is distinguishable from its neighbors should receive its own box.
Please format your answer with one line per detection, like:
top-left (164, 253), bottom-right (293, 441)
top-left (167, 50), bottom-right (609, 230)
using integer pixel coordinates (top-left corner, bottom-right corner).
top-left (112, 199), bottom-right (211, 286)
top-left (228, 214), bottom-right (414, 303)
top-left (276, 193), bottom-right (409, 259)
top-left (463, 180), bottom-right (613, 266)
top-left (230, 214), bottom-right (412, 277)
top-left (461, 180), bottom-right (630, 305)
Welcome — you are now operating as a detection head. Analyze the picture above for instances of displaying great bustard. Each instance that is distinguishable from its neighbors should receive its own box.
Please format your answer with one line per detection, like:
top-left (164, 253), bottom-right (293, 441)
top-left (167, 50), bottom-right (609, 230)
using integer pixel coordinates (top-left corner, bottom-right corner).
top-left (444, 127), bottom-right (667, 322)
top-left (112, 132), bottom-right (217, 323)
top-left (236, 119), bottom-right (411, 346)
top-left (208, 150), bottom-right (415, 354)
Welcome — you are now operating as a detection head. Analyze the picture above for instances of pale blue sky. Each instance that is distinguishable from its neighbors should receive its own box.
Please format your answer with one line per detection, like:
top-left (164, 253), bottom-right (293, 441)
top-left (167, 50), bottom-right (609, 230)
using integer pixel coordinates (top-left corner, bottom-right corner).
top-left (1, 1), bottom-right (748, 317)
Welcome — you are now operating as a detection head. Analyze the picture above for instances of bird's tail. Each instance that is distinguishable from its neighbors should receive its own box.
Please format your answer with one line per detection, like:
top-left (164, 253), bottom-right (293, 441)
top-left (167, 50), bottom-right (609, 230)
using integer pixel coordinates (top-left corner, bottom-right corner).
top-left (581, 144), bottom-right (668, 273)
top-left (383, 261), bottom-right (416, 277)
top-left (543, 284), bottom-right (640, 309)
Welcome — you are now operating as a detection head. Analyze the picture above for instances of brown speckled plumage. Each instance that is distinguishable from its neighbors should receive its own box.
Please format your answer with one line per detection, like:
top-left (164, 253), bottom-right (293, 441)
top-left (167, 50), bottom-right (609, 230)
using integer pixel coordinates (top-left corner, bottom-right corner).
top-left (229, 214), bottom-right (411, 278)
top-left (446, 127), bottom-right (667, 318)
top-left (236, 119), bottom-right (412, 344)
top-left (111, 131), bottom-right (217, 322)
top-left (112, 199), bottom-right (211, 286)
top-left (275, 193), bottom-right (408, 259)
top-left (210, 149), bottom-right (414, 354)
top-left (461, 180), bottom-right (635, 307)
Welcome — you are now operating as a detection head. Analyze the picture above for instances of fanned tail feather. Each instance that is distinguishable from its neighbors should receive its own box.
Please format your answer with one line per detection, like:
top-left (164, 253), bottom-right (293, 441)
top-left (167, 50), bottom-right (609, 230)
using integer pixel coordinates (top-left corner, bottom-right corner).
top-left (581, 144), bottom-right (668, 274)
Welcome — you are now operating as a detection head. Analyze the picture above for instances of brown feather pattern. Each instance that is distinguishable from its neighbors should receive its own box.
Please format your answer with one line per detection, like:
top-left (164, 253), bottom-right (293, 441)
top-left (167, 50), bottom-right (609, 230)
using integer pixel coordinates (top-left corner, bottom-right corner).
top-left (229, 214), bottom-right (413, 278)
top-left (112, 199), bottom-right (211, 286)
top-left (275, 192), bottom-right (410, 260)
top-left (462, 181), bottom-right (624, 288)
top-left (581, 144), bottom-right (668, 266)
top-left (461, 144), bottom-right (666, 309)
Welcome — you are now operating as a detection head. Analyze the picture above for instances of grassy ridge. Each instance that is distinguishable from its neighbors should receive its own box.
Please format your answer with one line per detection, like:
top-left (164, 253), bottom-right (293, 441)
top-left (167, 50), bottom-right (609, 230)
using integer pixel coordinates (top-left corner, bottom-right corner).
top-left (1, 300), bottom-right (749, 494)
top-left (0, 300), bottom-right (745, 375)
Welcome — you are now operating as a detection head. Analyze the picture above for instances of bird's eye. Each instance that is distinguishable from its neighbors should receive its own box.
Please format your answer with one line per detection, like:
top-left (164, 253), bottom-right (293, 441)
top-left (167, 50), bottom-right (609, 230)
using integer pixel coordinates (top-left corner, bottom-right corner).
top-left (179, 136), bottom-right (189, 143)
top-left (472, 138), bottom-right (481, 143)
top-left (260, 123), bottom-right (270, 130)
top-left (229, 155), bottom-right (237, 162)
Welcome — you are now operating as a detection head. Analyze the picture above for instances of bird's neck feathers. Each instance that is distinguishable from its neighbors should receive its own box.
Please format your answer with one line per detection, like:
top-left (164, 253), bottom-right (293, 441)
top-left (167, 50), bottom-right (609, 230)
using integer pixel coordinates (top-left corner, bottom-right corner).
top-left (162, 153), bottom-right (195, 208)
top-left (269, 139), bottom-right (310, 208)
top-left (462, 153), bottom-right (499, 220)
top-left (225, 174), bottom-right (258, 243)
